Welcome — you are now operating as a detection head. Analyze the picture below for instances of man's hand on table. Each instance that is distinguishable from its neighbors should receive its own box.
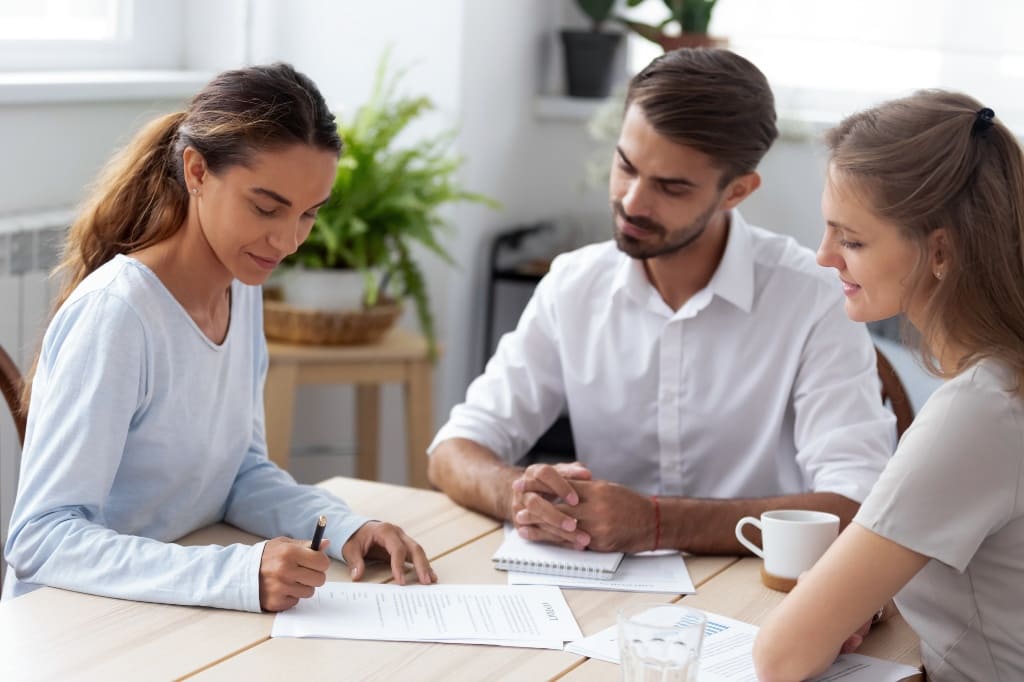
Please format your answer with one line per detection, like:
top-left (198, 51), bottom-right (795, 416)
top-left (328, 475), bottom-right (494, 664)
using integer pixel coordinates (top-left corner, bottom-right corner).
top-left (511, 462), bottom-right (592, 547)
top-left (512, 462), bottom-right (657, 553)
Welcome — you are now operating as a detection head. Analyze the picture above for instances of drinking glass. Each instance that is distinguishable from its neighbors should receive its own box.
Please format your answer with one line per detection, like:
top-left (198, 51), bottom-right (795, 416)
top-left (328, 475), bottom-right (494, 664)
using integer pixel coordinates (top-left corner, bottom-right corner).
top-left (618, 602), bottom-right (706, 682)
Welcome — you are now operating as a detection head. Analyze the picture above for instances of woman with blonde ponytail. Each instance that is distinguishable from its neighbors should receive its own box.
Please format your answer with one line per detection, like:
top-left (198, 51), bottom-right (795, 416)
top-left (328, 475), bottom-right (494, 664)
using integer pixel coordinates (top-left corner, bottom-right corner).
top-left (4, 63), bottom-right (435, 612)
top-left (755, 91), bottom-right (1024, 680)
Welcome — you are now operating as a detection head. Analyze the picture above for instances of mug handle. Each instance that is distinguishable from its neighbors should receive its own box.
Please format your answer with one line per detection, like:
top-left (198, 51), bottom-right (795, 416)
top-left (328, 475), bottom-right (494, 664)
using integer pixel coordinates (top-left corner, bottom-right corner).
top-left (734, 516), bottom-right (765, 558)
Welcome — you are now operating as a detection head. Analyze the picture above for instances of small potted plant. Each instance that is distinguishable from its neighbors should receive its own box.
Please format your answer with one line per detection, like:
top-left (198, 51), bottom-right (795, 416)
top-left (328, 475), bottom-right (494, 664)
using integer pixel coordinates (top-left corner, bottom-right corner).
top-left (274, 54), bottom-right (496, 355)
top-left (619, 0), bottom-right (725, 51)
top-left (561, 0), bottom-right (624, 98)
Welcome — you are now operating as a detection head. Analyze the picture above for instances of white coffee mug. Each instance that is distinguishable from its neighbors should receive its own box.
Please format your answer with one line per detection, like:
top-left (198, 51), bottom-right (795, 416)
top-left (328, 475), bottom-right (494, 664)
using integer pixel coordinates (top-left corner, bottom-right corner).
top-left (734, 510), bottom-right (839, 580)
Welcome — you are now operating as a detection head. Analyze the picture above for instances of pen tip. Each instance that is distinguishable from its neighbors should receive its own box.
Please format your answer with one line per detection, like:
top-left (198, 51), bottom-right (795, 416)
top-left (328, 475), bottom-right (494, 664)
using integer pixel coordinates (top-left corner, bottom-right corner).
top-left (319, 515), bottom-right (327, 526)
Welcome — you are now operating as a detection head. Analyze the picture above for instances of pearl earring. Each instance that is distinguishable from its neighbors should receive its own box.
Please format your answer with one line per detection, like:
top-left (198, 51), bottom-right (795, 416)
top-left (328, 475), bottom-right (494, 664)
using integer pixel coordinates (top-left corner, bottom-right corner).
top-left (191, 187), bottom-right (198, 195)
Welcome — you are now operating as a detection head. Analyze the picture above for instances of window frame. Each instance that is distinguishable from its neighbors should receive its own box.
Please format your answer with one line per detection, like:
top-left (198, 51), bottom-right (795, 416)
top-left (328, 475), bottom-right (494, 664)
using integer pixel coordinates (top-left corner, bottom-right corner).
top-left (0, 0), bottom-right (184, 72)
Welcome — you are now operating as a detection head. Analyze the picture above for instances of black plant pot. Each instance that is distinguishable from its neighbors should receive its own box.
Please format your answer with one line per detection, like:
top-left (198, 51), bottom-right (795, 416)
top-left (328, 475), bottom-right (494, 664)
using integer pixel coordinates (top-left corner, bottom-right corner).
top-left (560, 29), bottom-right (622, 98)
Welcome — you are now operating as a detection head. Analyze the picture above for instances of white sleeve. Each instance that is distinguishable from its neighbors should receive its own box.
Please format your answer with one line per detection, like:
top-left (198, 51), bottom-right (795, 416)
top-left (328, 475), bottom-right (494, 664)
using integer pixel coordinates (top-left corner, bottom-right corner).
top-left (4, 293), bottom-right (265, 612)
top-left (790, 295), bottom-right (895, 502)
top-left (429, 263), bottom-right (568, 463)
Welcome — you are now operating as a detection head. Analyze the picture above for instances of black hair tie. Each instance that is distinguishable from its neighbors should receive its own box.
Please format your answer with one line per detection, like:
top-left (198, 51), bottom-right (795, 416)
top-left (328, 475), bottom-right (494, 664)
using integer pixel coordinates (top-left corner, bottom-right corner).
top-left (972, 107), bottom-right (995, 135)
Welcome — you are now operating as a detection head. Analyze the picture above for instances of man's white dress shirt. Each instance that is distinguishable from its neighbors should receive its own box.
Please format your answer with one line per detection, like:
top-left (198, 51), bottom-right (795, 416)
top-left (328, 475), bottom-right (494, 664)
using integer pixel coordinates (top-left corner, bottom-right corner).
top-left (430, 211), bottom-right (894, 502)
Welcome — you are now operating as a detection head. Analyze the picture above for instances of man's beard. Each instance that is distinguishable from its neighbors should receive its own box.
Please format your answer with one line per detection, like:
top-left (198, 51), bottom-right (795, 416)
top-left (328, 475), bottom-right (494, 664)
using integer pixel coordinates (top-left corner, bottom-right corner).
top-left (612, 195), bottom-right (721, 260)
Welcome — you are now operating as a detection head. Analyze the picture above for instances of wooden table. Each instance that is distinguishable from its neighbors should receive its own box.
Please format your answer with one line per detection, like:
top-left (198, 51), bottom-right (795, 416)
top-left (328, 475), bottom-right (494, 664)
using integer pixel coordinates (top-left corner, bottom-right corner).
top-left (0, 477), bottom-right (921, 681)
top-left (264, 328), bottom-right (434, 488)
top-left (0, 477), bottom-right (497, 682)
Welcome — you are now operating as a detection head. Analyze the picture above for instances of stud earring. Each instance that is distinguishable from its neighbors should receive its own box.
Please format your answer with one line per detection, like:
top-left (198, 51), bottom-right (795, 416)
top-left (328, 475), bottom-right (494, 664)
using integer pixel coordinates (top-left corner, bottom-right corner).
top-left (934, 269), bottom-right (944, 280)
top-left (190, 187), bottom-right (198, 195)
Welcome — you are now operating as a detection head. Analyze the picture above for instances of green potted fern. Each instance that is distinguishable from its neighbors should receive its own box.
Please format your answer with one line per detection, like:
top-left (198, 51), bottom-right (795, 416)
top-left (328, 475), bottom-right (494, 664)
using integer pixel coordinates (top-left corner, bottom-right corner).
top-left (280, 54), bottom-right (496, 355)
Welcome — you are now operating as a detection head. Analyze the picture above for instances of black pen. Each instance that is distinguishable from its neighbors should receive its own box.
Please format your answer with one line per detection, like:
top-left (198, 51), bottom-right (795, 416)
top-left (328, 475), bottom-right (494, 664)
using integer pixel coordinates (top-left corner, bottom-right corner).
top-left (311, 515), bottom-right (327, 551)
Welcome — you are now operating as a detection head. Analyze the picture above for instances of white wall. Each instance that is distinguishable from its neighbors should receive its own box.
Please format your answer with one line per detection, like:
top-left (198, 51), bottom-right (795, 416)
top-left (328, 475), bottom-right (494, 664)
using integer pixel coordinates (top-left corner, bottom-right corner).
top-left (244, 0), bottom-right (467, 484)
top-left (743, 133), bottom-right (829, 250)
top-left (0, 99), bottom-right (188, 215)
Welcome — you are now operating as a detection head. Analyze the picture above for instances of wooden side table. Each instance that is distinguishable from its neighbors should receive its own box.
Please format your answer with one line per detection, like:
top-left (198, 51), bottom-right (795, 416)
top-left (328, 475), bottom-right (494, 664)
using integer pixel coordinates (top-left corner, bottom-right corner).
top-left (264, 328), bottom-right (434, 488)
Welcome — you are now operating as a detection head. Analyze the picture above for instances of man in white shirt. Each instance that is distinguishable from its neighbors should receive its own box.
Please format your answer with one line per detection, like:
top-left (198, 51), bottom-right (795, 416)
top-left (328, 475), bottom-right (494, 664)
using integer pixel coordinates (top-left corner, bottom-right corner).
top-left (427, 49), bottom-right (894, 555)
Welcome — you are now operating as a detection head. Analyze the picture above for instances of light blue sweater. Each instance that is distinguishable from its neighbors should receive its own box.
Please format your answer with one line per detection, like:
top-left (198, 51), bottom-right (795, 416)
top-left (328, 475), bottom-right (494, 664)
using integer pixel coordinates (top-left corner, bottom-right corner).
top-left (3, 255), bottom-right (369, 611)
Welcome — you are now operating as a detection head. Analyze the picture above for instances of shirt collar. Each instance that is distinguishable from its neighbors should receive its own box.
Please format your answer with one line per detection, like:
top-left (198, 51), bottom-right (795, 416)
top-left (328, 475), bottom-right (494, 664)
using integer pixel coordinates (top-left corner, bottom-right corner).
top-left (705, 209), bottom-right (754, 313)
top-left (611, 208), bottom-right (755, 314)
top-left (612, 245), bottom-right (654, 310)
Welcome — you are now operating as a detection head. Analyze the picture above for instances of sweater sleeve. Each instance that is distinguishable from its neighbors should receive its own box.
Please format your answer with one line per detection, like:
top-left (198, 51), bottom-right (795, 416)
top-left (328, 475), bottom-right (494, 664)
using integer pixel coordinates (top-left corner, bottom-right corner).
top-left (5, 292), bottom-right (267, 612)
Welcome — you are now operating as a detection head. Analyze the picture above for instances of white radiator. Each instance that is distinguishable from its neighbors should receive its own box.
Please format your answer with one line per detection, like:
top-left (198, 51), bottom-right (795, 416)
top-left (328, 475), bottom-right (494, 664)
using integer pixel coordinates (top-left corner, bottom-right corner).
top-left (0, 208), bottom-right (73, 582)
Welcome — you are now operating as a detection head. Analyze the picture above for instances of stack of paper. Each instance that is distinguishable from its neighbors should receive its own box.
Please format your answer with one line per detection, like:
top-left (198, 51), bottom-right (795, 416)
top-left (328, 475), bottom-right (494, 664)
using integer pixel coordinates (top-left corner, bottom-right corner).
top-left (272, 583), bottom-right (582, 650)
top-left (508, 550), bottom-right (695, 593)
top-left (565, 609), bottom-right (920, 681)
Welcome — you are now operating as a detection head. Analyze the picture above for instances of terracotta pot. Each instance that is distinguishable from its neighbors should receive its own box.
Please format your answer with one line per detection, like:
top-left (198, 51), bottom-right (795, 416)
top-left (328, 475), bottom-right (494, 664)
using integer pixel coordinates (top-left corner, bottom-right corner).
top-left (657, 34), bottom-right (728, 51)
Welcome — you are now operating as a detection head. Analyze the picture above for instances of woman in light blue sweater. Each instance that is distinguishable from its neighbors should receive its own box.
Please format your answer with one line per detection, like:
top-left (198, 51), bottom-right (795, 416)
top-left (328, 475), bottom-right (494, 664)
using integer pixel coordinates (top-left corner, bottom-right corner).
top-left (3, 63), bottom-right (435, 612)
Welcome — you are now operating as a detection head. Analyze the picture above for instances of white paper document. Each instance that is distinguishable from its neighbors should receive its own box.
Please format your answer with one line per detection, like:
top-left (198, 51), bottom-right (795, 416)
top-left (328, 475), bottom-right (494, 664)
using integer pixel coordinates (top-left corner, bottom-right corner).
top-left (272, 583), bottom-right (583, 650)
top-left (508, 551), bottom-right (696, 594)
top-left (565, 609), bottom-right (920, 681)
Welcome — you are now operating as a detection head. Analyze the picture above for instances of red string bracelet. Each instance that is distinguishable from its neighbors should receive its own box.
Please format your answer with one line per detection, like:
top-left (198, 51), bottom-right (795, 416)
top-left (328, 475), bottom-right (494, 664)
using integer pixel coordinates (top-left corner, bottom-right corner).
top-left (652, 495), bottom-right (661, 550)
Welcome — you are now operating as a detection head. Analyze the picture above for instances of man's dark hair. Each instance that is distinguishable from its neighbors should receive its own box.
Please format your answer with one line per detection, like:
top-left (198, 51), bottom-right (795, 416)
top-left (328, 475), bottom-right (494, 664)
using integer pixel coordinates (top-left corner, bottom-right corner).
top-left (625, 48), bottom-right (778, 185)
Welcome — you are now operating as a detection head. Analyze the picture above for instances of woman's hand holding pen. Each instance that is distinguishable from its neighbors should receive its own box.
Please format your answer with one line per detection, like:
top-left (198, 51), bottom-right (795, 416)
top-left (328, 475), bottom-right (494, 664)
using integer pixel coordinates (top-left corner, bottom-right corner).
top-left (258, 536), bottom-right (331, 612)
top-left (342, 521), bottom-right (437, 586)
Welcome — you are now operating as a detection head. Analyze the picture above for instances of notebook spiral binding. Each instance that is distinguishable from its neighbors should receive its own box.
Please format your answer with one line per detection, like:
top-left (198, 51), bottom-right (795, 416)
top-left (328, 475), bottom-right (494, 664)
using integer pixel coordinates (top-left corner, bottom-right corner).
top-left (493, 558), bottom-right (617, 579)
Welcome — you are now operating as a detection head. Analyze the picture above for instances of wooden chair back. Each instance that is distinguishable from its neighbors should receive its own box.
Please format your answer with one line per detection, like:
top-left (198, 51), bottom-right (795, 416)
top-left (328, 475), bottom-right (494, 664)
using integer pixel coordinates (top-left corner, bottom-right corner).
top-left (0, 344), bottom-right (26, 446)
top-left (875, 346), bottom-right (914, 439)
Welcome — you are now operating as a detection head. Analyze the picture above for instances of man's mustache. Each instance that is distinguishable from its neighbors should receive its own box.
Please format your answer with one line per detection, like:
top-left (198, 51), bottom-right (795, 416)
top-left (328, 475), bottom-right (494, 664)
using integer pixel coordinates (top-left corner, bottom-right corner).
top-left (614, 202), bottom-right (665, 234)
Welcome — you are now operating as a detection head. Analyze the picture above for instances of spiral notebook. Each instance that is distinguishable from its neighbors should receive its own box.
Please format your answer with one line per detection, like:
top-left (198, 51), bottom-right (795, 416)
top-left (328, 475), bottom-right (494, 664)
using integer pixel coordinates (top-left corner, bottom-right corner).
top-left (492, 525), bottom-right (624, 580)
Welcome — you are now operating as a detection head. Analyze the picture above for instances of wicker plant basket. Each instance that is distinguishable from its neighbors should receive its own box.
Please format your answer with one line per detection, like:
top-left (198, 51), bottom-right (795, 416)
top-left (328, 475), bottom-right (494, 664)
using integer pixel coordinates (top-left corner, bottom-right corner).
top-left (263, 299), bottom-right (403, 346)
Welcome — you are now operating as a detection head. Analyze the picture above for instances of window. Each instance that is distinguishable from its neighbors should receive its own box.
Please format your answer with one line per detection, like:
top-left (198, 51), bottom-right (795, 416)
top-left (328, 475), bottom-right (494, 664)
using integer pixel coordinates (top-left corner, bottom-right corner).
top-left (0, 0), bottom-right (183, 71)
top-left (0, 0), bottom-right (122, 41)
top-left (624, 0), bottom-right (1024, 126)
